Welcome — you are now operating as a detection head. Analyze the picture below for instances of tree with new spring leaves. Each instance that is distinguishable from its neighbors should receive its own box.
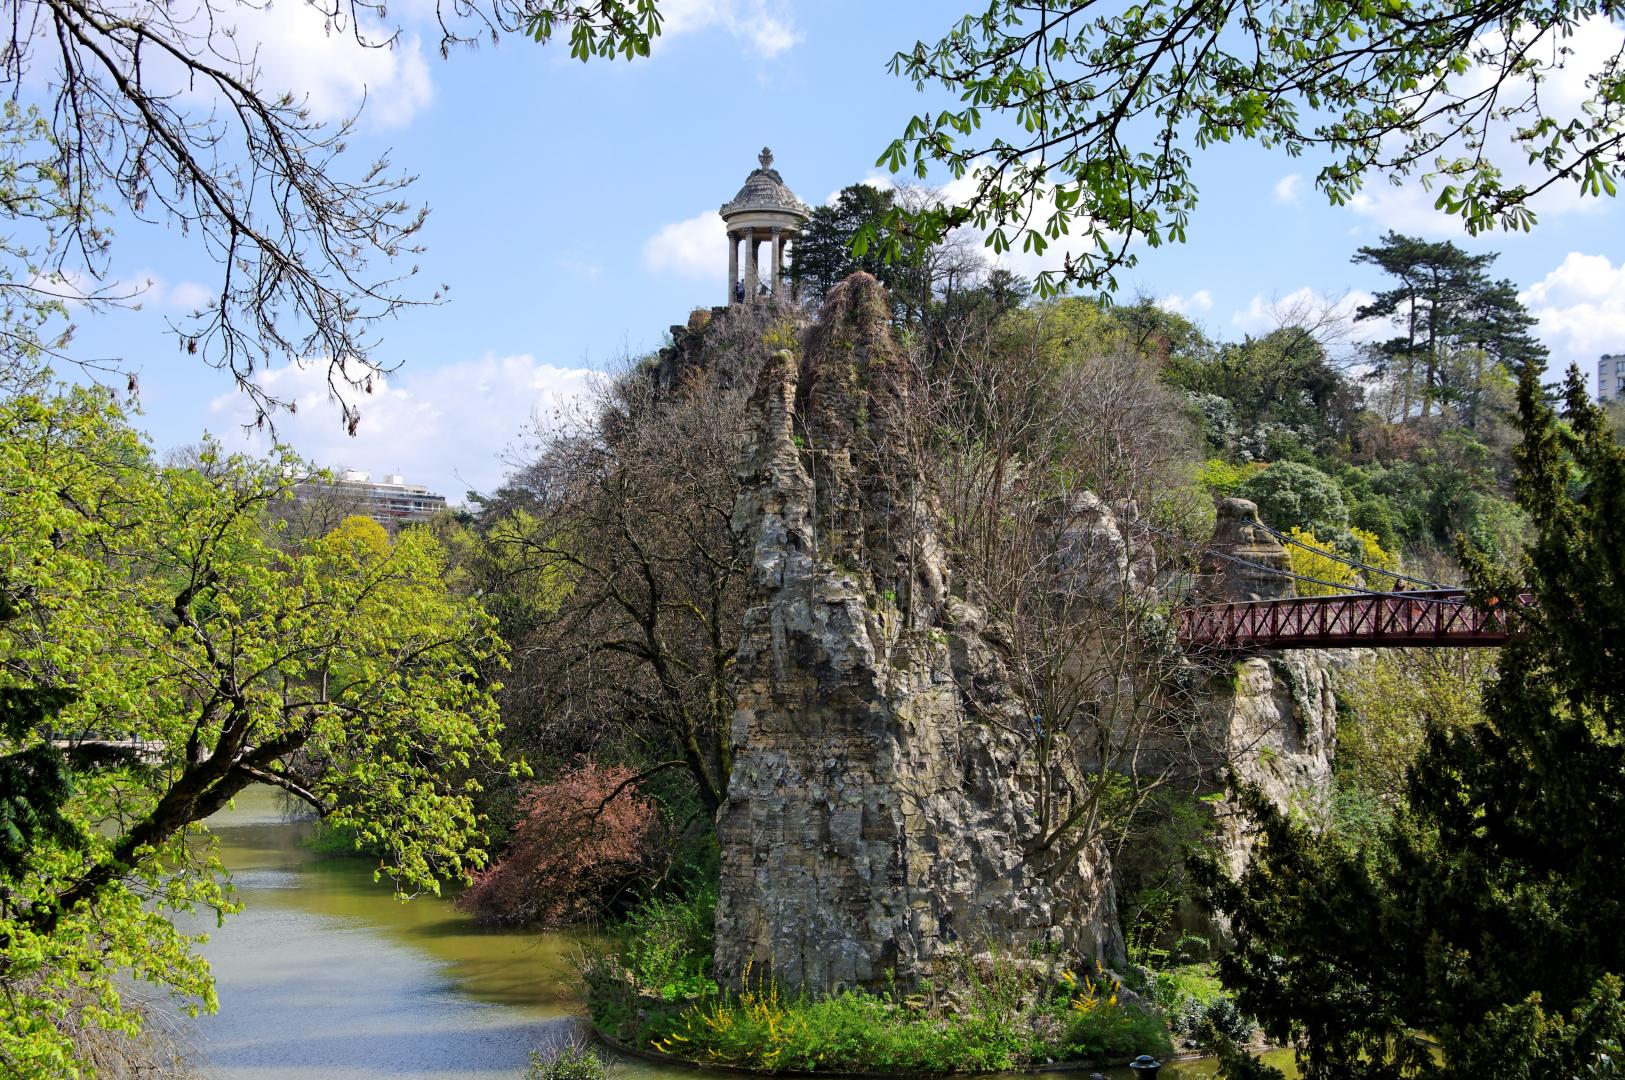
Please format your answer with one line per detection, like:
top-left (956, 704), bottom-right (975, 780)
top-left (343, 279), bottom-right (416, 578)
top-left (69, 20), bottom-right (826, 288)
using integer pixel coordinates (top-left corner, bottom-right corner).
top-left (877, 1), bottom-right (1625, 293)
top-left (0, 389), bottom-right (510, 1076)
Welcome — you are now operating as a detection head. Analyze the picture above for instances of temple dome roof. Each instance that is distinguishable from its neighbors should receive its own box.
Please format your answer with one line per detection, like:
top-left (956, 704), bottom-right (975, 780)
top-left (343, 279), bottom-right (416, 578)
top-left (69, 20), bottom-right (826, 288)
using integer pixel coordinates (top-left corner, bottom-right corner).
top-left (721, 148), bottom-right (810, 220)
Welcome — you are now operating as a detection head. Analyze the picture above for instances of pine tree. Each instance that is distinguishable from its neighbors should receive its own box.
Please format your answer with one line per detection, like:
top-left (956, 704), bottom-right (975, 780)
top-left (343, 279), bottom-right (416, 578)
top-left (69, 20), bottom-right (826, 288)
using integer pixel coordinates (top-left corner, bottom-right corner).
top-left (790, 184), bottom-right (900, 304)
top-left (1353, 232), bottom-right (1544, 427)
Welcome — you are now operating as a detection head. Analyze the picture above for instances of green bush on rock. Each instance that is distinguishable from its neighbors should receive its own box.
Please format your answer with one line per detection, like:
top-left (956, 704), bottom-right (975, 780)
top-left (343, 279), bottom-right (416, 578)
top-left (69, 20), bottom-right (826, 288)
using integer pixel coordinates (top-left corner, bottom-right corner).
top-left (620, 886), bottom-right (718, 1001)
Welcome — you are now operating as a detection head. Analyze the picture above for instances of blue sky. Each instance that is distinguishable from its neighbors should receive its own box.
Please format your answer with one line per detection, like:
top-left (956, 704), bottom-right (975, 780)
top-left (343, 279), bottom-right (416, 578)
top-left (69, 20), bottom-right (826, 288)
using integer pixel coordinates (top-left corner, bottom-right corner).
top-left (58, 1), bottom-right (1625, 501)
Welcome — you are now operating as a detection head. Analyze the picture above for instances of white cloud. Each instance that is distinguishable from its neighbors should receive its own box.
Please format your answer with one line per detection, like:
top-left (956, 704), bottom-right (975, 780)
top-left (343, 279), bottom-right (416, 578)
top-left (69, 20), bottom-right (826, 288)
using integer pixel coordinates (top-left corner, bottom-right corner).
top-left (826, 173), bottom-right (894, 206)
top-left (938, 167), bottom-right (1112, 284)
top-left (1344, 183), bottom-right (1466, 237)
top-left (1272, 173), bottom-right (1303, 205)
top-left (1341, 14), bottom-right (1624, 235)
top-left (208, 353), bottom-right (598, 499)
top-left (1520, 252), bottom-right (1625, 379)
top-left (247, 11), bottom-right (433, 129)
top-left (1461, 13), bottom-right (1624, 117)
top-left (659, 0), bottom-right (800, 57)
top-left (643, 211), bottom-right (725, 280)
top-left (125, 270), bottom-right (213, 311)
top-left (150, 5), bottom-right (434, 131)
top-left (30, 267), bottom-right (214, 311)
top-left (1159, 290), bottom-right (1213, 316)
top-left (555, 254), bottom-right (603, 280)
top-left (164, 280), bottom-right (214, 310)
top-left (26, 269), bottom-right (95, 308)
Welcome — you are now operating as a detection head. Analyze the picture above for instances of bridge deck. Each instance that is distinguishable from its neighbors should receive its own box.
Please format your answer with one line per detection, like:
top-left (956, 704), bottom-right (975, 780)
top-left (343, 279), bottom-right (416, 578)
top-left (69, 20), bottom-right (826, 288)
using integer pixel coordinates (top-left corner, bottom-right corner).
top-left (1176, 589), bottom-right (1517, 650)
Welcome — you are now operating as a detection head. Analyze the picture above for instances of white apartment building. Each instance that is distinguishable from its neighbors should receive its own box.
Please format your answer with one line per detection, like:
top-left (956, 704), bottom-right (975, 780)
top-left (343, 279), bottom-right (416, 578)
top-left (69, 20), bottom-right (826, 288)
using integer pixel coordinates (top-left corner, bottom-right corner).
top-left (295, 470), bottom-right (447, 529)
top-left (1601, 354), bottom-right (1625, 403)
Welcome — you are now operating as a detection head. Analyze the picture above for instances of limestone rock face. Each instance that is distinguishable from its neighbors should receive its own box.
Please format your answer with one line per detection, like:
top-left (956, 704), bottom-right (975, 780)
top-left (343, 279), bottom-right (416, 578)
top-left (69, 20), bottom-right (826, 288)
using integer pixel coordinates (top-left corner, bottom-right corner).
top-left (1201, 648), bottom-right (1365, 876)
top-left (1229, 655), bottom-right (1336, 792)
top-left (1188, 498), bottom-right (1359, 868)
top-left (1198, 498), bottom-right (1293, 602)
top-left (714, 274), bottom-right (1123, 992)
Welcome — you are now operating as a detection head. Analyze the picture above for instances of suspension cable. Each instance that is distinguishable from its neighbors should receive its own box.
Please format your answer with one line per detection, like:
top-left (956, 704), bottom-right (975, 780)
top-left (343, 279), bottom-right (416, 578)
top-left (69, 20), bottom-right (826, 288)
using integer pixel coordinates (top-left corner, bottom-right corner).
top-left (1249, 519), bottom-right (1448, 590)
top-left (1121, 517), bottom-right (1460, 605)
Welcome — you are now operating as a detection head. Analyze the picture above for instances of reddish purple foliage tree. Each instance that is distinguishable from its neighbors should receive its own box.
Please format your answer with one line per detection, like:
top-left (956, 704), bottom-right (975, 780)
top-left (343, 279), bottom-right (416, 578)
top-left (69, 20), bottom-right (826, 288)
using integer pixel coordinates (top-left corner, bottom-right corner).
top-left (459, 763), bottom-right (658, 926)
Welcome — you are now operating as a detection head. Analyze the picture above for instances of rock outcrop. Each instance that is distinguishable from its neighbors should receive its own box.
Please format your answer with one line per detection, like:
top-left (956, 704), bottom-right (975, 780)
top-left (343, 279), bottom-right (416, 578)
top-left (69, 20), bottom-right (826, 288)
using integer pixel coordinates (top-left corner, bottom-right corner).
top-left (715, 274), bottom-right (1123, 993)
top-left (1197, 498), bottom-right (1293, 602)
top-left (1192, 499), bottom-right (1364, 870)
top-left (1206, 652), bottom-right (1338, 866)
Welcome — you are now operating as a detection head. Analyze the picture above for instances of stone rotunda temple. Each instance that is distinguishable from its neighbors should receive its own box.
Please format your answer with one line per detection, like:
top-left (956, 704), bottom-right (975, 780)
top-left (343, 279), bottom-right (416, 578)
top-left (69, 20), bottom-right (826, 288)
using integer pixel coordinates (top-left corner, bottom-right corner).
top-left (721, 147), bottom-right (810, 305)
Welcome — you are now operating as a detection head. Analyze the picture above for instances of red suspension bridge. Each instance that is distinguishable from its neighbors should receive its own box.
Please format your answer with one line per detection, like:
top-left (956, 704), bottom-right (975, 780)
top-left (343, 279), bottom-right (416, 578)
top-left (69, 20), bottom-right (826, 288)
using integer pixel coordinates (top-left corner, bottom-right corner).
top-left (1176, 589), bottom-right (1519, 650)
top-left (1148, 502), bottom-right (1526, 651)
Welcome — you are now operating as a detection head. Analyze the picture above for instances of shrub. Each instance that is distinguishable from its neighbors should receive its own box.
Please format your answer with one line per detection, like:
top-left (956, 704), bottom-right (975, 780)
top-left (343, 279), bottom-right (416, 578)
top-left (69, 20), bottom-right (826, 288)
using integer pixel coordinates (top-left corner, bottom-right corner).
top-left (1196, 458), bottom-right (1266, 497)
top-left (1150, 963), bottom-right (1257, 1052)
top-left (1064, 995), bottom-right (1174, 1061)
top-left (631, 963), bottom-right (1170, 1073)
top-left (1284, 525), bottom-right (1400, 597)
top-left (1239, 460), bottom-right (1348, 538)
top-left (587, 890), bottom-right (1174, 1072)
top-left (1284, 526), bottom-right (1359, 596)
top-left (526, 1039), bottom-right (612, 1080)
top-left (619, 887), bottom-right (717, 1001)
top-left (458, 762), bottom-right (657, 926)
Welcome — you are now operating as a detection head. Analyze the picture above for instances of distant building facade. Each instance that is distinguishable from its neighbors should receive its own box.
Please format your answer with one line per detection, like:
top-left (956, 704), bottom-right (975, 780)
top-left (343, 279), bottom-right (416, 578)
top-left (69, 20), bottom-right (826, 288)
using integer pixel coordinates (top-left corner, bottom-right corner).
top-left (294, 470), bottom-right (447, 530)
top-left (1601, 355), bottom-right (1625, 403)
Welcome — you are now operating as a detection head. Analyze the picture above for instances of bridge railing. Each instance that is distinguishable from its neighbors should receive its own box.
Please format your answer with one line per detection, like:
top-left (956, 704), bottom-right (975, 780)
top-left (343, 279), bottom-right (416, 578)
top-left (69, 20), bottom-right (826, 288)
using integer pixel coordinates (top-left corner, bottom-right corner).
top-left (1176, 589), bottom-right (1521, 650)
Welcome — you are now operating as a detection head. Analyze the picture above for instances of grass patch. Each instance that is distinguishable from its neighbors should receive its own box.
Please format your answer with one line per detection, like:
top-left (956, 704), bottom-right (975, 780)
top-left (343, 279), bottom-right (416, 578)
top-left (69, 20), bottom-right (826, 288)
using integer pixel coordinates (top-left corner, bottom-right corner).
top-left (630, 965), bottom-right (1170, 1072)
top-left (1140, 962), bottom-right (1258, 1052)
top-left (583, 893), bottom-right (1172, 1073)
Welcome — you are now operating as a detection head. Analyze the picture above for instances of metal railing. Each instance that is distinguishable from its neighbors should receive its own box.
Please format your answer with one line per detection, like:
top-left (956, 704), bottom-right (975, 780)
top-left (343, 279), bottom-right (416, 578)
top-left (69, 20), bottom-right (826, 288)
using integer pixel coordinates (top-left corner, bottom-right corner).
top-left (1176, 589), bottom-right (1522, 650)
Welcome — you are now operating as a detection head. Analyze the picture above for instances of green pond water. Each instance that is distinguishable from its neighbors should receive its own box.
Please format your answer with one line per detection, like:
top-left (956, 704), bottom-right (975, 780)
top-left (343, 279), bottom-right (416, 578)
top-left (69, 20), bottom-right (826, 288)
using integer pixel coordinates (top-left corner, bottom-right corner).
top-left (182, 787), bottom-right (1295, 1079)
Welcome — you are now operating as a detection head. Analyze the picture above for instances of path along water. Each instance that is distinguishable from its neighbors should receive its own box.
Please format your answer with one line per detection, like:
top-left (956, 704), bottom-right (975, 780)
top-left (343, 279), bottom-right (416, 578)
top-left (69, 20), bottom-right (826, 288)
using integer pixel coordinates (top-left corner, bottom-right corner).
top-left (180, 787), bottom-right (1290, 1079)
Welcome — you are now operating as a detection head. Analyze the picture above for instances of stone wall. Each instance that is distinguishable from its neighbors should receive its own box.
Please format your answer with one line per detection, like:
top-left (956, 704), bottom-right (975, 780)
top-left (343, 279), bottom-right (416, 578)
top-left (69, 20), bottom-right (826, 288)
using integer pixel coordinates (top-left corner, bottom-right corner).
top-left (714, 274), bottom-right (1123, 993)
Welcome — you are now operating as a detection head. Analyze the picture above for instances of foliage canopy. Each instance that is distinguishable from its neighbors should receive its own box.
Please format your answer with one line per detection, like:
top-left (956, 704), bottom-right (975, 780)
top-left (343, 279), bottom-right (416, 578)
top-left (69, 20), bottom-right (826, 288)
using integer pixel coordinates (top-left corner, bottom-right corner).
top-left (880, 1), bottom-right (1624, 292)
top-left (1198, 360), bottom-right (1625, 1078)
top-left (0, 389), bottom-right (509, 1075)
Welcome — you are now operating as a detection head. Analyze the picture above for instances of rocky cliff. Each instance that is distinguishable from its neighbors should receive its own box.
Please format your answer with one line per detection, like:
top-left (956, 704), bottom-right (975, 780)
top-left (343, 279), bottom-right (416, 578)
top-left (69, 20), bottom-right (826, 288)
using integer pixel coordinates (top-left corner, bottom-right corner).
top-left (714, 274), bottom-right (1124, 992)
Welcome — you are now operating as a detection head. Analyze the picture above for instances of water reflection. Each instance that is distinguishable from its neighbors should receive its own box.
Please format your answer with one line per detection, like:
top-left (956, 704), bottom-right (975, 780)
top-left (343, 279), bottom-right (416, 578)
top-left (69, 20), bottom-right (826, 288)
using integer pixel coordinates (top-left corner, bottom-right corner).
top-left (185, 787), bottom-right (1294, 1080)
top-left (186, 787), bottom-right (585, 1079)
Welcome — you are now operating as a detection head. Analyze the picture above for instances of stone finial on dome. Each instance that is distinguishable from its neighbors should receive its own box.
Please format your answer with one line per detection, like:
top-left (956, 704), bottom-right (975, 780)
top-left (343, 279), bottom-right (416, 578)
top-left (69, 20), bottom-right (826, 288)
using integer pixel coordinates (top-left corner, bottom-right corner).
top-left (759, 146), bottom-right (774, 169)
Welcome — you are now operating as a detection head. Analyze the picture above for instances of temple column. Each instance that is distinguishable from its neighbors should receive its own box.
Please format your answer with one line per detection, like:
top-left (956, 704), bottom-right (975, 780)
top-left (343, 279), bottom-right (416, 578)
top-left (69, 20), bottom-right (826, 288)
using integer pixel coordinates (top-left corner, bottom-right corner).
top-left (744, 227), bottom-right (759, 302)
top-left (770, 227), bottom-right (783, 297)
top-left (790, 236), bottom-right (801, 303)
top-left (727, 231), bottom-right (739, 305)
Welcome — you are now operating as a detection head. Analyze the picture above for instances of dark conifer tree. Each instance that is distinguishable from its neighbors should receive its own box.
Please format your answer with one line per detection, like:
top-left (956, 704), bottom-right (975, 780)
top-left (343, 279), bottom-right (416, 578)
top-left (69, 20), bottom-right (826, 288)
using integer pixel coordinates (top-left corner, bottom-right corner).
top-left (790, 184), bottom-right (900, 305)
top-left (1353, 232), bottom-right (1545, 428)
top-left (1198, 360), bottom-right (1625, 1078)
